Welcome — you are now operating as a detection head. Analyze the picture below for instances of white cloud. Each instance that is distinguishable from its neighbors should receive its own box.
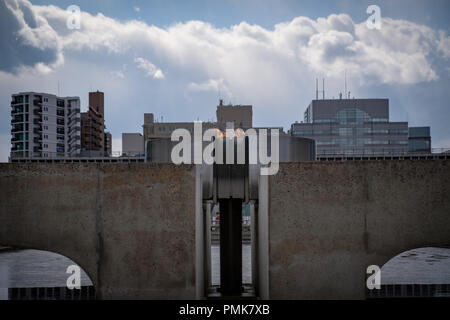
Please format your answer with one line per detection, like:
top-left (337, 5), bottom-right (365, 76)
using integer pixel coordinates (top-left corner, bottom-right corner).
top-left (10, 4), bottom-right (445, 88)
top-left (110, 70), bottom-right (125, 79)
top-left (134, 57), bottom-right (165, 79)
top-left (1, 0), bottom-right (450, 159)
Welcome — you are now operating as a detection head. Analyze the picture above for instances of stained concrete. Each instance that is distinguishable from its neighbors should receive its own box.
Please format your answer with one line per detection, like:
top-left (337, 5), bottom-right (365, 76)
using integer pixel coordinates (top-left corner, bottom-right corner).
top-left (0, 163), bottom-right (196, 299)
top-left (268, 160), bottom-right (450, 299)
top-left (1, 160), bottom-right (449, 300)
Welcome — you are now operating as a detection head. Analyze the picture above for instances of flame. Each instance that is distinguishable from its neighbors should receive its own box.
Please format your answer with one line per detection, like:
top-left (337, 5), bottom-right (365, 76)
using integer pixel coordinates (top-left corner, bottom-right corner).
top-left (215, 128), bottom-right (246, 139)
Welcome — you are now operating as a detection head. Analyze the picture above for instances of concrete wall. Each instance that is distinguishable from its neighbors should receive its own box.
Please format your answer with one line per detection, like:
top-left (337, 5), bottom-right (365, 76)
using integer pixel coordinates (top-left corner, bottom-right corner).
top-left (268, 160), bottom-right (450, 299)
top-left (0, 163), bottom-right (196, 299)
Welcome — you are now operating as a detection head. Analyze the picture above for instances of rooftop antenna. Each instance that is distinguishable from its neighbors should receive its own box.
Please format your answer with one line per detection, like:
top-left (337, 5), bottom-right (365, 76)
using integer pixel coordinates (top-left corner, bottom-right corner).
top-left (322, 78), bottom-right (325, 100)
top-left (344, 70), bottom-right (347, 100)
top-left (315, 78), bottom-right (318, 100)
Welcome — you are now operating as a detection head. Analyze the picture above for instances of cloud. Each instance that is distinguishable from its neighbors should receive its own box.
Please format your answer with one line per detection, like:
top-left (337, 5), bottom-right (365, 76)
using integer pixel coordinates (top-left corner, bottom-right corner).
top-left (1, 0), bottom-right (449, 160)
top-left (110, 70), bottom-right (125, 79)
top-left (134, 57), bottom-right (164, 79)
top-left (6, 3), bottom-right (446, 88)
top-left (134, 6), bottom-right (140, 13)
top-left (0, 0), bottom-right (63, 73)
top-left (188, 78), bottom-right (226, 92)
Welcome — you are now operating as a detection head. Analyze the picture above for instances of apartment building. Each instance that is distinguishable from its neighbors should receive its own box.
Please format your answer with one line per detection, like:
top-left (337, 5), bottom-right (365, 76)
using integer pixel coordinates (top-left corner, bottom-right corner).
top-left (80, 90), bottom-right (111, 157)
top-left (10, 92), bottom-right (81, 159)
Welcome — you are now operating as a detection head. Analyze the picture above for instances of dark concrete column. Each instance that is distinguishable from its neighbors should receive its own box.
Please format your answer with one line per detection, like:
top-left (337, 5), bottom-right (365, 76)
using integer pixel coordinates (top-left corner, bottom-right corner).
top-left (219, 198), bottom-right (243, 295)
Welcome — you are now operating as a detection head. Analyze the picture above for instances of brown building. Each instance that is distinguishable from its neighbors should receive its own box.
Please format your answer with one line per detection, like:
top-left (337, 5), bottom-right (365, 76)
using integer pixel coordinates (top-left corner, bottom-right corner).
top-left (143, 100), bottom-right (253, 143)
top-left (216, 99), bottom-right (252, 129)
top-left (81, 90), bottom-right (111, 156)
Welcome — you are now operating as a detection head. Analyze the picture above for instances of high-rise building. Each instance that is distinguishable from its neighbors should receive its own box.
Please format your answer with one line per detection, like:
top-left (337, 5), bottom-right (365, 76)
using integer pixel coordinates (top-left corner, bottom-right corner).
top-left (10, 92), bottom-right (81, 159)
top-left (81, 90), bottom-right (111, 157)
top-left (291, 98), bottom-right (409, 156)
top-left (408, 127), bottom-right (431, 153)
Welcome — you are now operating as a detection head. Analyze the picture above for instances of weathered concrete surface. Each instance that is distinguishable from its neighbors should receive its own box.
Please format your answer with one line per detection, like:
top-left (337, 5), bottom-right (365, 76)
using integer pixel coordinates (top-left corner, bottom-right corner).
top-left (0, 163), bottom-right (196, 299)
top-left (269, 160), bottom-right (450, 299)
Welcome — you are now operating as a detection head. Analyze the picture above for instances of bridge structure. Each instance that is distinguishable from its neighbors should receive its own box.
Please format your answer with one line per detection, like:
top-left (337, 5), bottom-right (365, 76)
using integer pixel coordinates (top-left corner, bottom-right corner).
top-left (0, 158), bottom-right (449, 299)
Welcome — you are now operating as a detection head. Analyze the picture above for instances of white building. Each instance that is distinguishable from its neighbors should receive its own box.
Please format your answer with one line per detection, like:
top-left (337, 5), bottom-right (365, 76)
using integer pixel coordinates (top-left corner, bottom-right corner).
top-left (10, 92), bottom-right (81, 159)
top-left (122, 133), bottom-right (144, 156)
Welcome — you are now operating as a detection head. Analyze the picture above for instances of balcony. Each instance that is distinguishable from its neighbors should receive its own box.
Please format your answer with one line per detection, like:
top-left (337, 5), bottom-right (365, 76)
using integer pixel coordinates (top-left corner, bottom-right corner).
top-left (12, 125), bottom-right (24, 133)
top-left (33, 136), bottom-right (42, 143)
top-left (11, 98), bottom-right (24, 105)
top-left (33, 144), bottom-right (42, 152)
top-left (57, 128), bottom-right (65, 135)
top-left (57, 119), bottom-right (65, 126)
top-left (33, 118), bottom-right (42, 125)
top-left (57, 110), bottom-right (65, 117)
top-left (33, 99), bottom-right (42, 106)
top-left (11, 107), bottom-right (23, 115)
top-left (13, 142), bottom-right (25, 151)
top-left (33, 127), bottom-right (42, 134)
top-left (33, 108), bottom-right (42, 115)
top-left (11, 116), bottom-right (24, 124)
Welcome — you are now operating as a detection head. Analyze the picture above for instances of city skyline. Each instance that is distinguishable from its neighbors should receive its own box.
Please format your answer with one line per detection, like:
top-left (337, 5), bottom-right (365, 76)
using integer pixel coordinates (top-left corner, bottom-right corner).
top-left (1, 0), bottom-right (450, 162)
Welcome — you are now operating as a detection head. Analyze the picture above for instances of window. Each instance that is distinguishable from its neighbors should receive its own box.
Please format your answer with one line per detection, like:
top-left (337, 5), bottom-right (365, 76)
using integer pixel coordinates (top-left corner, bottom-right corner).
top-left (334, 108), bottom-right (371, 125)
top-left (389, 140), bottom-right (408, 145)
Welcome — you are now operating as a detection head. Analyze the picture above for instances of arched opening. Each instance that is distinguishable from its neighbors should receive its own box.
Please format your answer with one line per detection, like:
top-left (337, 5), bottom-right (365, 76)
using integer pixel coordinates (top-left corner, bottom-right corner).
top-left (0, 246), bottom-right (95, 300)
top-left (368, 246), bottom-right (450, 298)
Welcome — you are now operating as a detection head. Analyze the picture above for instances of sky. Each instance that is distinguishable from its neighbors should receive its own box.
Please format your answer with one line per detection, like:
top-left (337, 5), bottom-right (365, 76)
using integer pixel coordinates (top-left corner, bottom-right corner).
top-left (1, 0), bottom-right (449, 161)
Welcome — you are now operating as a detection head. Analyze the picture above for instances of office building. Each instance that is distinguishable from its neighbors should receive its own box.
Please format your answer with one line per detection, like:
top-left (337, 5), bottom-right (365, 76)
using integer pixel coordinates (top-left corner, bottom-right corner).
top-left (216, 99), bottom-right (253, 129)
top-left (122, 133), bottom-right (144, 156)
top-left (408, 127), bottom-right (431, 153)
top-left (143, 101), bottom-right (253, 142)
top-left (10, 92), bottom-right (81, 159)
top-left (291, 98), bottom-right (409, 156)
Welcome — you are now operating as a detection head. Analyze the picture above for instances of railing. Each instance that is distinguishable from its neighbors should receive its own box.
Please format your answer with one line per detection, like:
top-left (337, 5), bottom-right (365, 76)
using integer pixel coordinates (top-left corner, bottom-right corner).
top-left (317, 148), bottom-right (450, 157)
top-left (11, 117), bottom-right (23, 124)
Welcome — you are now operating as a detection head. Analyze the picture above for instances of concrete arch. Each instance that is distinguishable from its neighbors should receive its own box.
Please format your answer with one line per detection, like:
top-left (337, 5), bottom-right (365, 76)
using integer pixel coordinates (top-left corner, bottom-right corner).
top-left (0, 246), bottom-right (95, 287)
top-left (0, 163), bottom-right (197, 299)
top-left (376, 244), bottom-right (450, 273)
top-left (267, 161), bottom-right (450, 299)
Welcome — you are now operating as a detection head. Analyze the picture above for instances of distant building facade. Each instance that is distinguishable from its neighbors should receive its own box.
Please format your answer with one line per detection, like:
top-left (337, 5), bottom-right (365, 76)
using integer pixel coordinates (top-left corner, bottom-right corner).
top-left (408, 127), bottom-right (431, 153)
top-left (104, 131), bottom-right (112, 156)
top-left (216, 99), bottom-right (253, 129)
top-left (143, 101), bottom-right (253, 142)
top-left (122, 133), bottom-right (144, 156)
top-left (10, 92), bottom-right (81, 159)
top-left (291, 98), bottom-right (410, 156)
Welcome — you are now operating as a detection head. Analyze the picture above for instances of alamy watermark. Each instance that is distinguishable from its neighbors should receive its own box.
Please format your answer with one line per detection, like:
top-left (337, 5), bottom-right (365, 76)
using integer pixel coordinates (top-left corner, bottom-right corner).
top-left (366, 265), bottom-right (381, 290)
top-left (66, 5), bottom-right (81, 30)
top-left (366, 5), bottom-right (382, 30)
top-left (170, 122), bottom-right (280, 176)
top-left (66, 264), bottom-right (81, 289)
